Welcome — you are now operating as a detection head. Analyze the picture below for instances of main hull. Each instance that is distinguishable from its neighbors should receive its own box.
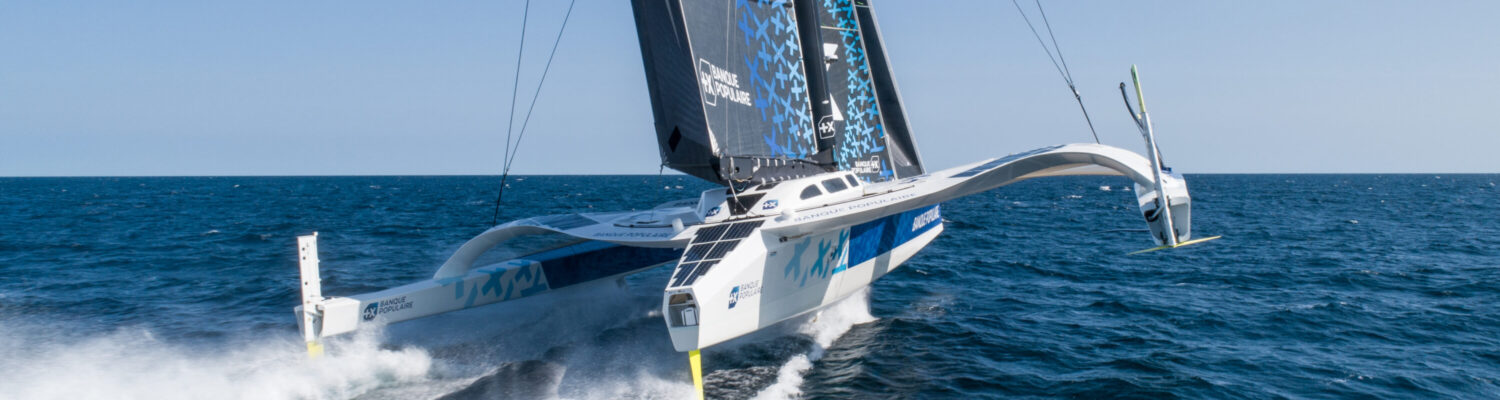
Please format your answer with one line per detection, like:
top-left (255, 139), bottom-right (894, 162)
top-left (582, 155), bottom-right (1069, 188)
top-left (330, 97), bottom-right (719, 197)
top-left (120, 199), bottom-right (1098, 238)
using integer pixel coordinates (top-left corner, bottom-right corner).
top-left (659, 143), bottom-right (1199, 351)
top-left (665, 204), bottom-right (943, 351)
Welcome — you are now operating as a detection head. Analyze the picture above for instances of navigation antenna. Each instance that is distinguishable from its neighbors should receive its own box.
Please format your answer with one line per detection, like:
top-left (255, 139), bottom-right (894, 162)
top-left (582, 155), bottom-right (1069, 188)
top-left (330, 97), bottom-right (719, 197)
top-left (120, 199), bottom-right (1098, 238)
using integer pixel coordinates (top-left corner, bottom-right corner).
top-left (1010, 0), bottom-right (1100, 144)
top-left (490, 0), bottom-right (579, 226)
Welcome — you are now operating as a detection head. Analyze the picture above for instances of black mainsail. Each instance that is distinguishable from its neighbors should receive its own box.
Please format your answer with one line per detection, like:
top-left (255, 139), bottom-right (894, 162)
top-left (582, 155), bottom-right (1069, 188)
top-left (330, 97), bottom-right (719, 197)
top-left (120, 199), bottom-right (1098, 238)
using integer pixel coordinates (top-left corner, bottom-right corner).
top-left (631, 0), bottom-right (922, 185)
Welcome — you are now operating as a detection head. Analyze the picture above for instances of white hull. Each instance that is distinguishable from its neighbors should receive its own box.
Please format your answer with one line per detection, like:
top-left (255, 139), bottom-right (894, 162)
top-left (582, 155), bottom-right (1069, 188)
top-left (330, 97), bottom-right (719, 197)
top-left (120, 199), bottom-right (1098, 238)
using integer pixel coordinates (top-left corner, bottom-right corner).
top-left (296, 206), bottom-right (695, 340)
top-left (661, 143), bottom-right (1196, 351)
top-left (665, 205), bottom-right (943, 351)
top-left (297, 143), bottom-right (1199, 355)
top-left (294, 241), bottom-right (680, 339)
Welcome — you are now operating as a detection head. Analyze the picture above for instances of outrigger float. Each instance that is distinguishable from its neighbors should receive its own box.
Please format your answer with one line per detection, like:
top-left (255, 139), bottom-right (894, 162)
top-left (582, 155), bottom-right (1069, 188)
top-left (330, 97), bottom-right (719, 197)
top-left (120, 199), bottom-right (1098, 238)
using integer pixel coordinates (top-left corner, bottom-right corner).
top-left (294, 1), bottom-right (1215, 397)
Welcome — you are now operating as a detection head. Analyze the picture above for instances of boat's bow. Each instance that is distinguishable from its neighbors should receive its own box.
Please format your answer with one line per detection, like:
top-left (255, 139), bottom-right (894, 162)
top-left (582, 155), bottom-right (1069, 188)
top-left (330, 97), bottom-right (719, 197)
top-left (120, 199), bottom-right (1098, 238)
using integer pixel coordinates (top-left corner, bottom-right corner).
top-left (658, 140), bottom-right (1204, 352)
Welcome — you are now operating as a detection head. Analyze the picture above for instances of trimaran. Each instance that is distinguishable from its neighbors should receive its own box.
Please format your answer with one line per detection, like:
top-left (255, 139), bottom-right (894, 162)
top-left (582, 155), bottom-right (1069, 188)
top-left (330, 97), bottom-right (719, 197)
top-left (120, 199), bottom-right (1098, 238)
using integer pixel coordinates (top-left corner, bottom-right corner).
top-left (292, 0), bottom-right (1216, 397)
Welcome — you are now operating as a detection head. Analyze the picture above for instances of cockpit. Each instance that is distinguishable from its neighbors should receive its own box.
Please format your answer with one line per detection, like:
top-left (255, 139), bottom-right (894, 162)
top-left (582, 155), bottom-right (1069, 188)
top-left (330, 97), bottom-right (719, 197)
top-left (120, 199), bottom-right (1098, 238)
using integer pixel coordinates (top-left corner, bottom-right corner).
top-left (797, 174), bottom-right (860, 201)
top-left (698, 171), bottom-right (868, 222)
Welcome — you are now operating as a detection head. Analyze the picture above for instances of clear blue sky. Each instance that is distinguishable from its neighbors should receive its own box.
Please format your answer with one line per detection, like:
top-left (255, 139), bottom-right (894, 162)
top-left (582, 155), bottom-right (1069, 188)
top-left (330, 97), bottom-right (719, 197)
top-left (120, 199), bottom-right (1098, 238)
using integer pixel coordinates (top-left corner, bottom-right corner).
top-left (3, 1), bottom-right (1497, 176)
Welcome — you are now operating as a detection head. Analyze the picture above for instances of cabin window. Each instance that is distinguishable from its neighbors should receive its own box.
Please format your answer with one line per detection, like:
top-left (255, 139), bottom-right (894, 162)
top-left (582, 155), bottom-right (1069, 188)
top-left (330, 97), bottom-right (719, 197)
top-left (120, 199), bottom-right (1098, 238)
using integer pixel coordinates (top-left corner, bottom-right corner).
top-left (822, 178), bottom-right (849, 193)
top-left (800, 185), bottom-right (823, 200)
top-left (844, 175), bottom-right (860, 187)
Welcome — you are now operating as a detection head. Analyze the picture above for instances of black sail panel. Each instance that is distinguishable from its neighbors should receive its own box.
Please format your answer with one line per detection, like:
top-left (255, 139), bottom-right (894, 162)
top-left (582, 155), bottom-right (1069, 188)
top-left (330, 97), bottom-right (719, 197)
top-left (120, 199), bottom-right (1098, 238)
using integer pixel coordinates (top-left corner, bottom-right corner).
top-left (631, 0), bottom-right (821, 184)
top-left (855, 0), bottom-right (924, 178)
top-left (632, 0), bottom-right (719, 182)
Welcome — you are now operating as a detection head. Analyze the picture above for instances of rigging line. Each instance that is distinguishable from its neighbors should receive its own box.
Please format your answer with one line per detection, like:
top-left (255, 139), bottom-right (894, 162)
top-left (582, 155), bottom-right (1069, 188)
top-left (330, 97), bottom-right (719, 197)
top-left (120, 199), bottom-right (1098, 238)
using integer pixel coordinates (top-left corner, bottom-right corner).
top-left (1033, 0), bottom-right (1099, 144)
top-left (502, 0), bottom-right (532, 164)
top-left (502, 0), bottom-right (578, 175)
top-left (1073, 93), bottom-right (1102, 144)
top-left (1010, 0), bottom-right (1100, 144)
top-left (717, 0), bottom-right (733, 157)
top-left (1035, 0), bottom-right (1075, 85)
top-left (651, 162), bottom-right (665, 220)
top-left (493, 0), bottom-right (532, 226)
top-left (1010, 0), bottom-right (1066, 84)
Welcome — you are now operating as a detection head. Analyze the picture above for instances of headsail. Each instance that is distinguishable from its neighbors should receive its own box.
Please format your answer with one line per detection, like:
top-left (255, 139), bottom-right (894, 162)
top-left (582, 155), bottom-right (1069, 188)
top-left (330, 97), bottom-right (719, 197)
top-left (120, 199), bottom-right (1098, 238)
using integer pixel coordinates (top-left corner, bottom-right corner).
top-left (631, 0), bottom-right (923, 185)
top-left (803, 0), bottom-right (923, 182)
top-left (852, 0), bottom-right (923, 179)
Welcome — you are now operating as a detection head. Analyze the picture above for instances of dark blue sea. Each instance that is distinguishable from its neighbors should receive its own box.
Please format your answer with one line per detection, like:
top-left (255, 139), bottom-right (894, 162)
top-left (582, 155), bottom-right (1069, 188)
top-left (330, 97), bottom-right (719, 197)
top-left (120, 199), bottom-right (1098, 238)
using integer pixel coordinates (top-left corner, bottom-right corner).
top-left (1, 174), bottom-right (1497, 399)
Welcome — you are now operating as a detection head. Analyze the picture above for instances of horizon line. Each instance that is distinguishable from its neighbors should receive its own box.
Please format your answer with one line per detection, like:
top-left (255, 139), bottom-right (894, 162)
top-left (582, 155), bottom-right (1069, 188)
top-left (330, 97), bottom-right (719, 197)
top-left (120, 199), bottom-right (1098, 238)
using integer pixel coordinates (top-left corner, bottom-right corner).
top-left (3, 172), bottom-right (1496, 179)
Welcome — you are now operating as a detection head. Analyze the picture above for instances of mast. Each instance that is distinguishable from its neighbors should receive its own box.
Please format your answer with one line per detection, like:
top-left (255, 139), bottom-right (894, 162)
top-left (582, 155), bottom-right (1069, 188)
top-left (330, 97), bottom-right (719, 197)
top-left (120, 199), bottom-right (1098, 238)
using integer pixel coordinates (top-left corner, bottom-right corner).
top-left (805, 0), bottom-right (924, 182)
top-left (794, 0), bottom-right (837, 168)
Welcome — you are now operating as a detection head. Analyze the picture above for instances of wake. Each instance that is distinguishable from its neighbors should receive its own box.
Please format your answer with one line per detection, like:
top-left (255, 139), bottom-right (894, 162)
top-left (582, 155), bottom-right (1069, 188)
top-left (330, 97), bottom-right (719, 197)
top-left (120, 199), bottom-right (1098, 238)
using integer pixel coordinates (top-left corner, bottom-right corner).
top-left (750, 288), bottom-right (876, 400)
top-left (0, 280), bottom-right (876, 400)
top-left (0, 324), bottom-right (430, 400)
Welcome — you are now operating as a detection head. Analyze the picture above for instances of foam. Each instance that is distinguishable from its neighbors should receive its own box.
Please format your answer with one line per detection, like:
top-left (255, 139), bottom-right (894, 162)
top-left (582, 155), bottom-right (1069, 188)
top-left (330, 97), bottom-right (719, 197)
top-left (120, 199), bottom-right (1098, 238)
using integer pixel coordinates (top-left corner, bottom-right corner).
top-left (0, 278), bottom-right (875, 399)
top-left (751, 288), bottom-right (877, 400)
top-left (0, 324), bottom-right (433, 400)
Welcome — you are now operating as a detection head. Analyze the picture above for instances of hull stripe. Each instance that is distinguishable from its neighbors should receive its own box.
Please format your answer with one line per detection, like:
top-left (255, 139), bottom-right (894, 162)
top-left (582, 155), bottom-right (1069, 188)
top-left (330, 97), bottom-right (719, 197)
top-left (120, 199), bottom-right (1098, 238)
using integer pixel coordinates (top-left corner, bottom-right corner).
top-left (848, 204), bottom-right (941, 267)
top-left (535, 241), bottom-right (683, 288)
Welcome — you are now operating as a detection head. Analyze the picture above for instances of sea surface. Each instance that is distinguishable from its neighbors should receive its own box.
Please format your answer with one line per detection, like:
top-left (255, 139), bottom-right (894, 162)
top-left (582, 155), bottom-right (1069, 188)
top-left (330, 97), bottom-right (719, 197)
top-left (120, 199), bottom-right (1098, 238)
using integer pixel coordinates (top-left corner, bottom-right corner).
top-left (1, 174), bottom-right (1497, 399)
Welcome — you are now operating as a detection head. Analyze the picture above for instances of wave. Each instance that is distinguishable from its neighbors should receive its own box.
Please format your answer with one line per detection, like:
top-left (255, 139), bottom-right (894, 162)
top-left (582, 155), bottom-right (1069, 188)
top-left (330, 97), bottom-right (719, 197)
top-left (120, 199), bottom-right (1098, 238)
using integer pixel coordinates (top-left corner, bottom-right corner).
top-left (0, 323), bottom-right (432, 400)
top-left (751, 288), bottom-right (877, 400)
top-left (0, 274), bottom-right (882, 399)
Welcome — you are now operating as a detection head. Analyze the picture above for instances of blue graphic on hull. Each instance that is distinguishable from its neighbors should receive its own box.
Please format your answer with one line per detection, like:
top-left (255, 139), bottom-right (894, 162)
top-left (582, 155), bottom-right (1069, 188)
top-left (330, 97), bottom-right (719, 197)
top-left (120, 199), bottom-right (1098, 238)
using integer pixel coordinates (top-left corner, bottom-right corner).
top-left (848, 205), bottom-right (941, 266)
top-left (362, 303), bottom-right (378, 321)
top-left (783, 204), bottom-right (941, 287)
top-left (783, 236), bottom-right (814, 284)
top-left (441, 241), bottom-right (681, 307)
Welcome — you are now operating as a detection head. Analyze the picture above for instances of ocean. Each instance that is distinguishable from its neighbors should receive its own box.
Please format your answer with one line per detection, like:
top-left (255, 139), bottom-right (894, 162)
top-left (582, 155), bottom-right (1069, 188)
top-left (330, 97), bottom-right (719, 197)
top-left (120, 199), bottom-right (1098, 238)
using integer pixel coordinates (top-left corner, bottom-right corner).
top-left (0, 174), bottom-right (1496, 399)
